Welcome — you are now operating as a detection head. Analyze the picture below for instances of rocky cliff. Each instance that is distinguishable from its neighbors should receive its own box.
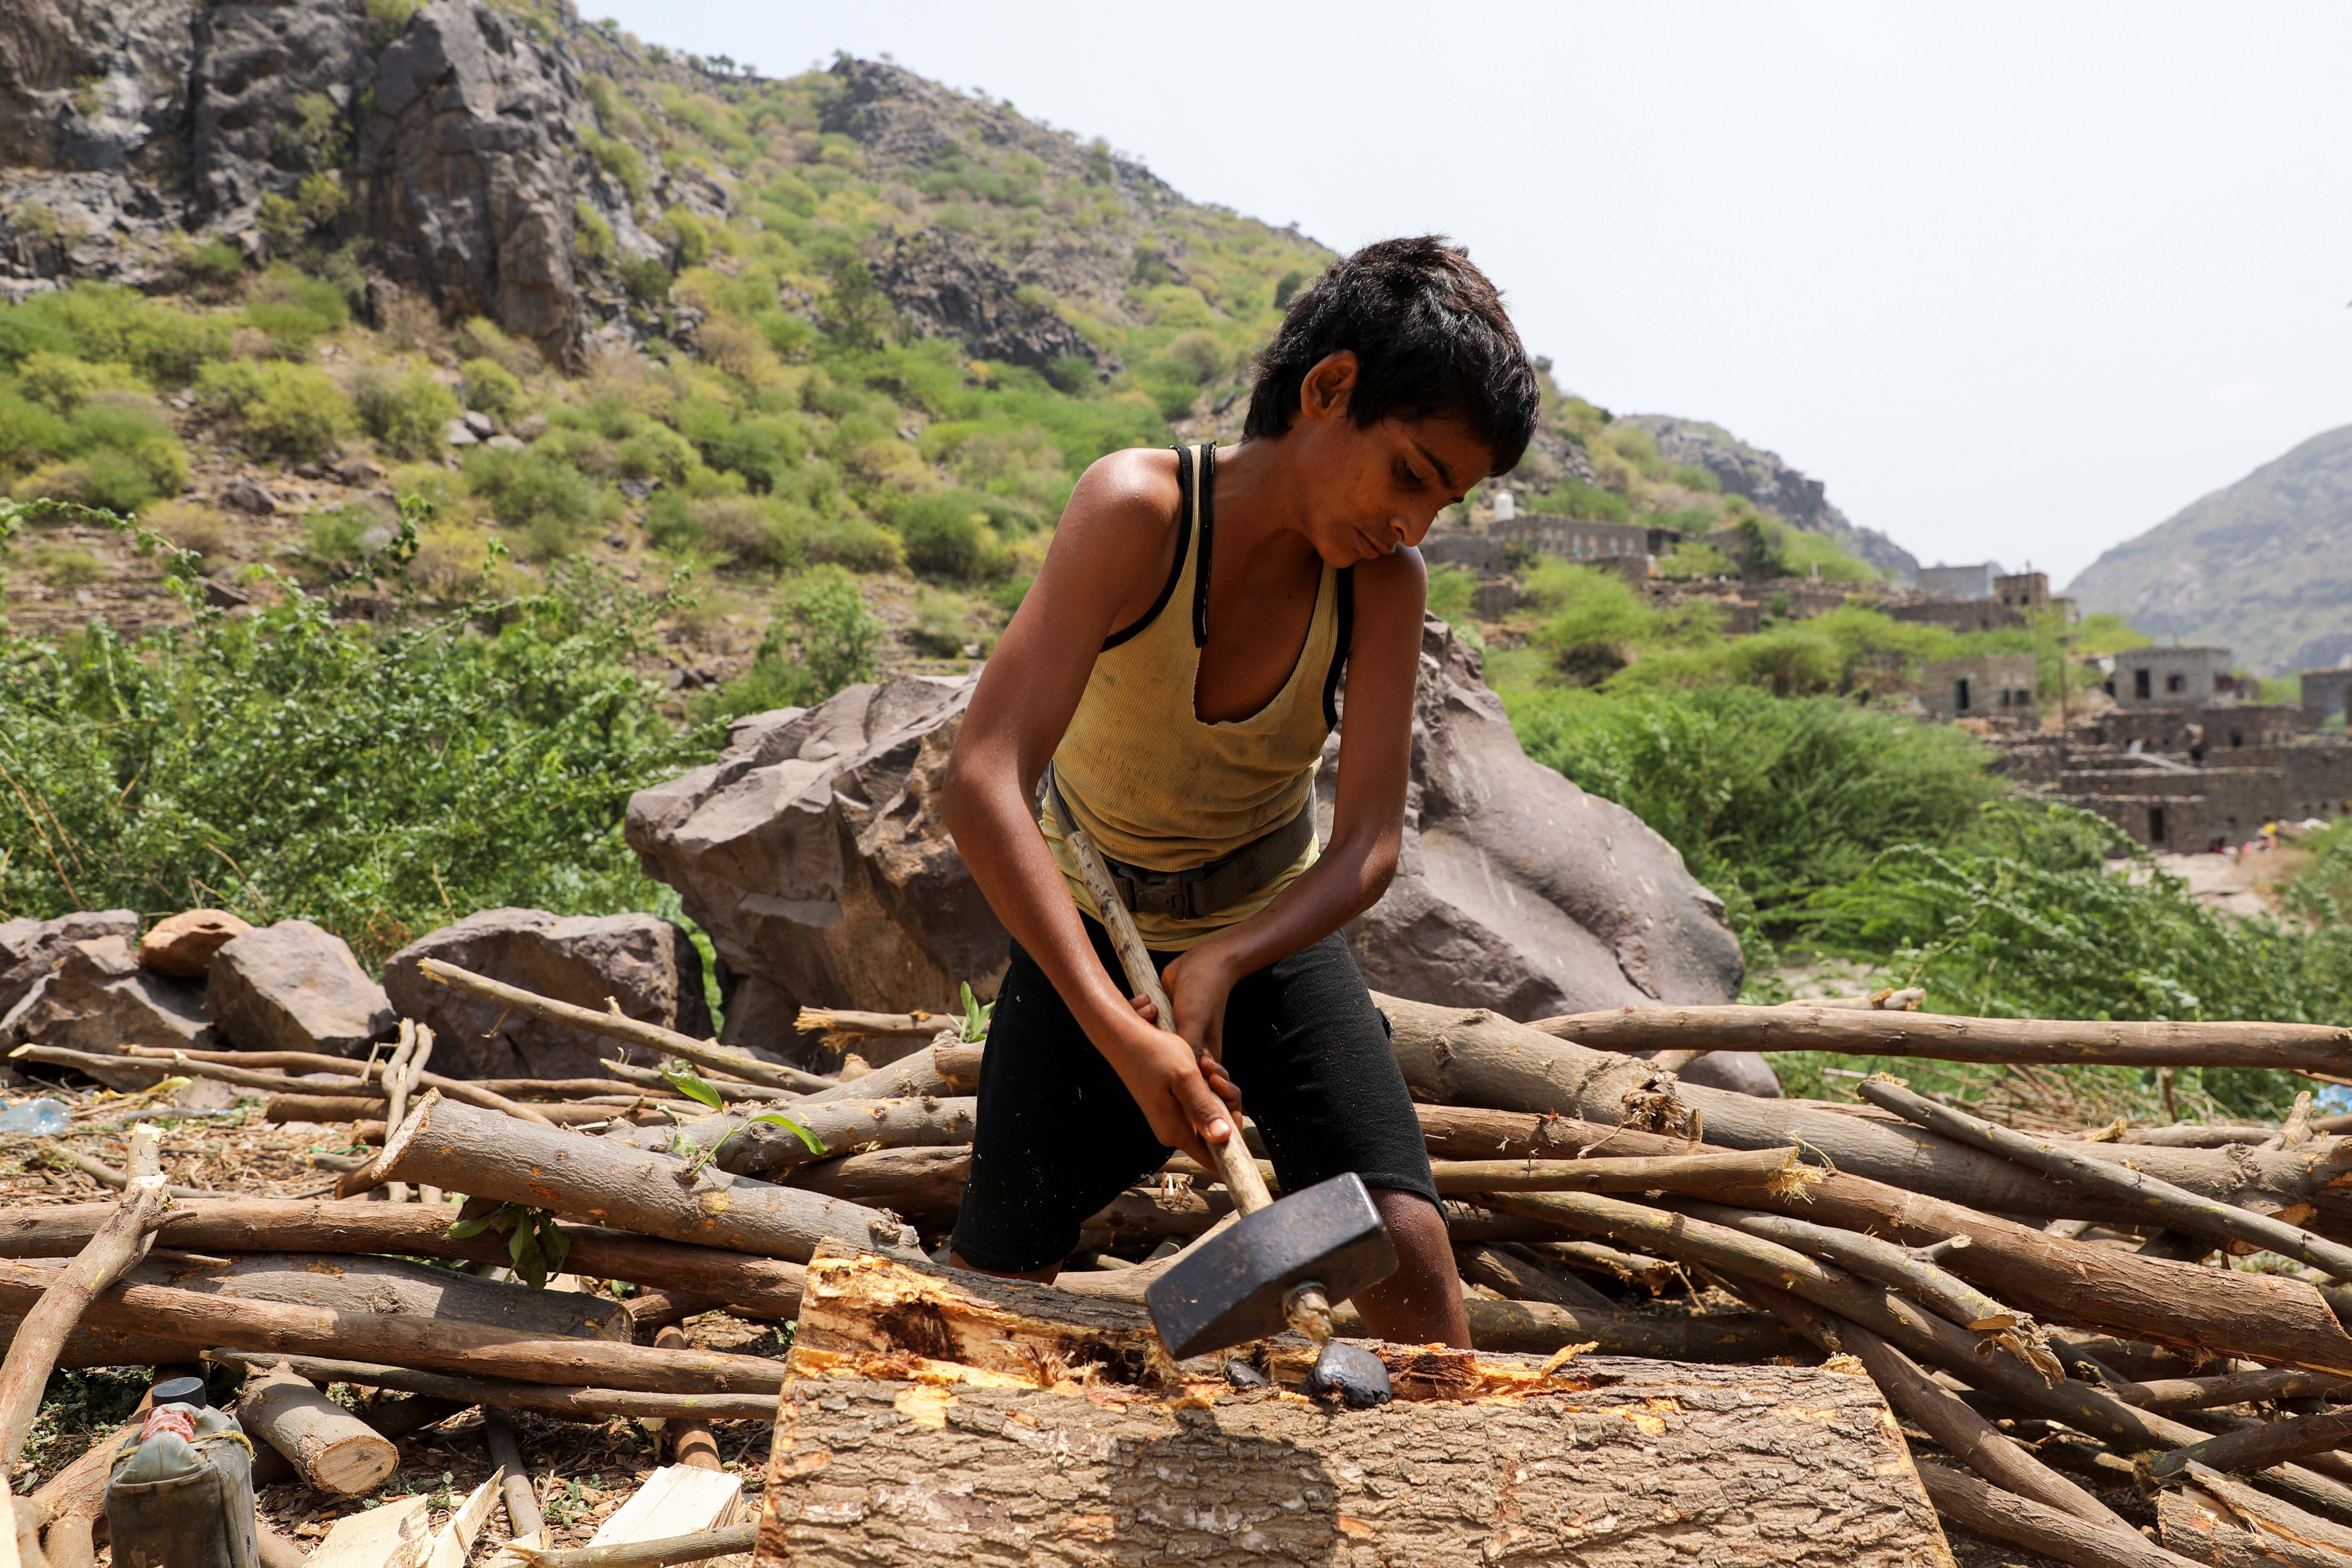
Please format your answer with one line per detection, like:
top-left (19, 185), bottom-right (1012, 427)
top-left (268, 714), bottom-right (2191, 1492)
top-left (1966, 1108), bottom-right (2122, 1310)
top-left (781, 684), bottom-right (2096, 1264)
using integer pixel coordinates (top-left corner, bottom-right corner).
top-left (1620, 414), bottom-right (1917, 581)
top-left (2066, 426), bottom-right (2352, 675)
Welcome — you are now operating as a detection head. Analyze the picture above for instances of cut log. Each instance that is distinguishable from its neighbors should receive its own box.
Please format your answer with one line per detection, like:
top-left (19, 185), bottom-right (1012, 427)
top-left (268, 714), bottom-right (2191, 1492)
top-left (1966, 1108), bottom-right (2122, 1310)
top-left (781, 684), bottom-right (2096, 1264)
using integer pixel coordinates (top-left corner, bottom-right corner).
top-left (117, 1251), bottom-right (634, 1341)
top-left (1452, 1242), bottom-right (1619, 1314)
top-left (206, 1352), bottom-right (778, 1422)
top-left (0, 1258), bottom-right (791, 1393)
top-left (653, 1327), bottom-right (721, 1470)
top-left (0, 1129), bottom-right (165, 1468)
top-left (2152, 1403), bottom-right (2352, 1482)
top-left (715, 1097), bottom-right (975, 1176)
top-left (1914, 1462), bottom-right (2202, 1568)
top-left (1425, 1102), bottom-right (2352, 1378)
top-left (599, 1060), bottom-right (791, 1105)
top-left (2120, 1370), bottom-right (2352, 1414)
top-left (1533, 1003), bottom-right (2352, 1075)
top-left (1379, 996), bottom-right (2341, 1221)
top-left (414, 957), bottom-right (828, 1092)
top-left (508, 1525), bottom-right (756, 1567)
top-left (786, 1146), bottom-right (968, 1218)
top-left (352, 1092), bottom-right (921, 1262)
top-left (1858, 1077), bottom-right (2352, 1282)
top-left (485, 1408), bottom-right (543, 1541)
top-left (758, 1364), bottom-right (1954, 1566)
top-left (2158, 1466), bottom-right (2352, 1567)
top-left (30, 1041), bottom-right (557, 1126)
top-left (268, 1093), bottom-right (640, 1128)
top-left (788, 1042), bottom-right (980, 1105)
top-left (237, 1363), bottom-right (398, 1495)
top-left (0, 1201), bottom-right (808, 1321)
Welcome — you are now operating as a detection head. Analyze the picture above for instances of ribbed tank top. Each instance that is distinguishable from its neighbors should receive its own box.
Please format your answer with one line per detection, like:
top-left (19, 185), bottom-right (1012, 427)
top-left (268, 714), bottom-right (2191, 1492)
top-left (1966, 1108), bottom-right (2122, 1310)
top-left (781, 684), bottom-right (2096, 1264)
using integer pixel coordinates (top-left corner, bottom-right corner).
top-left (1043, 443), bottom-right (1354, 950)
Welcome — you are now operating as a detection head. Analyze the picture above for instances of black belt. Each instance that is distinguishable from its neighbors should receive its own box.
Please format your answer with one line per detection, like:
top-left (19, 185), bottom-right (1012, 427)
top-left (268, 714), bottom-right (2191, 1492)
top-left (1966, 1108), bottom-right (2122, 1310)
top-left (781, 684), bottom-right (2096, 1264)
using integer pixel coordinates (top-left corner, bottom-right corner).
top-left (1045, 769), bottom-right (1316, 921)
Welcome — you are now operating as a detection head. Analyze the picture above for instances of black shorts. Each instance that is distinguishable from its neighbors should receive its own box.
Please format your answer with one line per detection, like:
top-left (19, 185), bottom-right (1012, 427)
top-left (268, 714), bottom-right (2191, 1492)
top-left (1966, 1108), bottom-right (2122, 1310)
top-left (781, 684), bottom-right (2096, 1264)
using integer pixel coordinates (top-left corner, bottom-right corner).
top-left (949, 916), bottom-right (1440, 1274)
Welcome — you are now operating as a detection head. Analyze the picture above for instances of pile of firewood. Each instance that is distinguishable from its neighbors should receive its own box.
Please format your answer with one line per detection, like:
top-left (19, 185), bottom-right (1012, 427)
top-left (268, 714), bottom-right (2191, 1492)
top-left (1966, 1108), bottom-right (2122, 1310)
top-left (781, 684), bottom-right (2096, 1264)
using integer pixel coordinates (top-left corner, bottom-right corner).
top-left (4, 959), bottom-right (2352, 1566)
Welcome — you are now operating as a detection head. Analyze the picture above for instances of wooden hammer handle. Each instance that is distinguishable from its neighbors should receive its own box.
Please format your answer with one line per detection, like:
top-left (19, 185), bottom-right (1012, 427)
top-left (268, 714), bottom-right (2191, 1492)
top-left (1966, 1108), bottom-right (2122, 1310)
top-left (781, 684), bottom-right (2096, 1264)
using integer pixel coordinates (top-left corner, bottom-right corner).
top-left (1054, 803), bottom-right (1276, 1218)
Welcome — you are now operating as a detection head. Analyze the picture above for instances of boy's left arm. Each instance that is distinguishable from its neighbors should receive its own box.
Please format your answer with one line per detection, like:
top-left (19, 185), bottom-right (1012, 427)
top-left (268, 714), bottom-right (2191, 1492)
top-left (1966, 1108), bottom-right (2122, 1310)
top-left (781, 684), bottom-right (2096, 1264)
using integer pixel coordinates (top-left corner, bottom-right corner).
top-left (1158, 549), bottom-right (1426, 1062)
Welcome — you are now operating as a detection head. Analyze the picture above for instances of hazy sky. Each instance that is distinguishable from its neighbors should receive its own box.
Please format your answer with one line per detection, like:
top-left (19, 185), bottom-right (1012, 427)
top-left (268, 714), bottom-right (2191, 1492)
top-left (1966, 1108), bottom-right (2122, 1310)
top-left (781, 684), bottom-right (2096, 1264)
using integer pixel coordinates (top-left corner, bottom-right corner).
top-left (594, 1), bottom-right (2352, 586)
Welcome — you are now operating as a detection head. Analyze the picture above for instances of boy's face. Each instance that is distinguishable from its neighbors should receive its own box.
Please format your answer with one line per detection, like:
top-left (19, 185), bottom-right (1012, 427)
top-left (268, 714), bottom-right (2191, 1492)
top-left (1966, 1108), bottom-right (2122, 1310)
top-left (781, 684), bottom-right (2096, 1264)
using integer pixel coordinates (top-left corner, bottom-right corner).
top-left (1286, 353), bottom-right (1496, 567)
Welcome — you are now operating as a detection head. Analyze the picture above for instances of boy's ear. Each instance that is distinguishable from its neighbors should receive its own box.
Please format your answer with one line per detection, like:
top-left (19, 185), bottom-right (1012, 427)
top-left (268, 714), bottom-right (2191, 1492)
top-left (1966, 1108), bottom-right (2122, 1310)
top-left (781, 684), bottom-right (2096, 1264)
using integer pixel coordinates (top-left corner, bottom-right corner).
top-left (1298, 350), bottom-right (1359, 422)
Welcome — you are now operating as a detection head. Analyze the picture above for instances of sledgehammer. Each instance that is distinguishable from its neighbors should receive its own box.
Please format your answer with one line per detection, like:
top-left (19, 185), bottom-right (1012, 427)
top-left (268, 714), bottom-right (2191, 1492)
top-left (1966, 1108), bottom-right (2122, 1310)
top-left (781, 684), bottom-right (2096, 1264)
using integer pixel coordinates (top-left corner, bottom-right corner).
top-left (1048, 787), bottom-right (1399, 1372)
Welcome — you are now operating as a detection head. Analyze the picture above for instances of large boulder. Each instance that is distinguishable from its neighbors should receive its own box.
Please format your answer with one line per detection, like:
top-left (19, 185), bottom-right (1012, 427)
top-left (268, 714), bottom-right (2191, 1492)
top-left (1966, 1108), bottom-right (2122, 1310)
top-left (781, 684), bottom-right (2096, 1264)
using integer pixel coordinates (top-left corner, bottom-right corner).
top-left (625, 678), bottom-right (1001, 1062)
top-left (1315, 617), bottom-right (1770, 1096)
top-left (205, 920), bottom-right (394, 1057)
top-left (2, 934), bottom-right (213, 1088)
top-left (381, 908), bottom-right (712, 1080)
top-left (627, 629), bottom-right (1771, 1091)
top-left (0, 909), bottom-right (136, 1018)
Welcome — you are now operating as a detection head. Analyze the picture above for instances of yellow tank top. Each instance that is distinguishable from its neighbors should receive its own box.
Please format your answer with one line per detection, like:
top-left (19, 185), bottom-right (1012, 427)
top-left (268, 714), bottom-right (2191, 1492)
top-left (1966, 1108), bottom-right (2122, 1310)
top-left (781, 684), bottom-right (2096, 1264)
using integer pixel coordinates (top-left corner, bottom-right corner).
top-left (1043, 444), bottom-right (1353, 950)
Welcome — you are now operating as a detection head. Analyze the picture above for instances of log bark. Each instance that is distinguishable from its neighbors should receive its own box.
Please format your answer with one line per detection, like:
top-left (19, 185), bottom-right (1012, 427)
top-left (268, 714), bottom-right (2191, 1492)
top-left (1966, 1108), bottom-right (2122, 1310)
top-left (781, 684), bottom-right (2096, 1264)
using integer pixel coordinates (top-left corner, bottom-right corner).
top-left (786, 1146), bottom-right (968, 1219)
top-left (1425, 1102), bottom-right (2352, 1378)
top-left (1379, 996), bottom-right (2340, 1221)
top-left (0, 1258), bottom-right (790, 1393)
top-left (415, 957), bottom-right (830, 1092)
top-left (2121, 1370), bottom-right (2352, 1414)
top-left (758, 1366), bottom-right (1955, 1567)
top-left (788, 1042), bottom-right (980, 1105)
top-left (2157, 1464), bottom-right (2352, 1567)
top-left (1451, 1243), bottom-right (1619, 1314)
top-left (0, 1130), bottom-right (165, 1467)
top-left (1750, 1280), bottom-right (2128, 1530)
top-left (0, 1201), bottom-right (807, 1321)
top-left (237, 1364), bottom-right (398, 1495)
top-left (119, 1044), bottom-right (664, 1109)
top-left (353, 1092), bottom-right (921, 1262)
top-left (651, 1327), bottom-right (721, 1471)
top-left (2153, 1404), bottom-right (2352, 1482)
top-left (270, 1093), bottom-right (642, 1128)
top-left (1531, 1003), bottom-right (2352, 1074)
top-left (205, 1352), bottom-right (778, 1422)
top-left (485, 1408), bottom-right (543, 1542)
top-left (40, 1041), bottom-right (557, 1126)
top-left (597, 1060), bottom-right (790, 1105)
top-left (1914, 1462), bottom-right (2203, 1568)
top-left (1859, 1077), bottom-right (2352, 1280)
top-left (688, 1097), bottom-right (977, 1177)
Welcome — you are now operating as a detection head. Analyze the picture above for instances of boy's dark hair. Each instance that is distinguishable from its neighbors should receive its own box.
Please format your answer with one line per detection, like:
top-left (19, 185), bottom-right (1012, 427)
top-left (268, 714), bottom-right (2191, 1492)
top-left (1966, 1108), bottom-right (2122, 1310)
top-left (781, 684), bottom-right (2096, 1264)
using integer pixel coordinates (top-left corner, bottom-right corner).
top-left (1243, 236), bottom-right (1540, 475)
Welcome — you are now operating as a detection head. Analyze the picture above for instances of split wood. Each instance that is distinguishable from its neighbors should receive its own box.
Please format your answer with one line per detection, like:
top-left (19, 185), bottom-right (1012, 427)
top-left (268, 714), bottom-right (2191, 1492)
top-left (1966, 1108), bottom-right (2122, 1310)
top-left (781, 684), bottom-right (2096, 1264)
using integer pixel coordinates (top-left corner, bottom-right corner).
top-left (415, 957), bottom-right (831, 1092)
top-left (1379, 996), bottom-right (2345, 1224)
top-left (351, 1091), bottom-right (921, 1261)
top-left (1750, 1280), bottom-right (2128, 1532)
top-left (205, 1352), bottom-right (780, 1422)
top-left (0, 1127), bottom-right (166, 1468)
top-left (0, 1200), bottom-right (808, 1320)
top-left (509, 1524), bottom-right (756, 1568)
top-left (1857, 1076), bottom-right (2352, 1282)
top-left (1914, 1462), bottom-right (2204, 1568)
top-left (0, 1257), bottom-right (790, 1392)
top-left (1531, 1003), bottom-right (2352, 1074)
top-left (381, 1019), bottom-right (431, 1201)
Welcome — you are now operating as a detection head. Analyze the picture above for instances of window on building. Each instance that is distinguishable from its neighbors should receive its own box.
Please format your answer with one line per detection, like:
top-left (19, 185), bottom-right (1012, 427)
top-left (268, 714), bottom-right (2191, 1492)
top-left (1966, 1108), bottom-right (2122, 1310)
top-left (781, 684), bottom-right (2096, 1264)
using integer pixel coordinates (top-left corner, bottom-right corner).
top-left (2148, 806), bottom-right (2166, 844)
top-left (2166, 673), bottom-right (2186, 694)
top-left (2134, 669), bottom-right (2152, 700)
top-left (2230, 731), bottom-right (2243, 748)
top-left (1955, 678), bottom-right (1971, 712)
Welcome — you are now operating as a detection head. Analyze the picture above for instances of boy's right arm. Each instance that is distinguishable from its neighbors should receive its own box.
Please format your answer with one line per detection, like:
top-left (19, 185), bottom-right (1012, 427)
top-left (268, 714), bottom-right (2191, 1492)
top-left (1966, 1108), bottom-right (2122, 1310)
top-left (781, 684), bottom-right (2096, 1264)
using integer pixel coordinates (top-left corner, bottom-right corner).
top-left (940, 452), bottom-right (1241, 1167)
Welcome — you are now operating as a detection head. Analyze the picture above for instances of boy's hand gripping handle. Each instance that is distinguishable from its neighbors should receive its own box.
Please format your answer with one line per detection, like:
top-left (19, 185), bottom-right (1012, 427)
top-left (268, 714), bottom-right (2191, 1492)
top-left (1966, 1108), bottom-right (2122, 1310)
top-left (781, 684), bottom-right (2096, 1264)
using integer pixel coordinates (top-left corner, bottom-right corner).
top-left (1048, 784), bottom-right (1274, 1218)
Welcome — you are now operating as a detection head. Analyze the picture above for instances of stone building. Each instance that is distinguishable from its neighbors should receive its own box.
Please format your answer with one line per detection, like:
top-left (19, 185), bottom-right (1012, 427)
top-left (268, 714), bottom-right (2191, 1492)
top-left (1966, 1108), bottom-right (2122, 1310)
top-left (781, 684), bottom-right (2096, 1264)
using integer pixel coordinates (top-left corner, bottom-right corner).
top-left (1921, 656), bottom-right (2036, 720)
top-left (1882, 594), bottom-right (2026, 635)
top-left (1915, 562), bottom-right (2002, 599)
top-left (1995, 572), bottom-right (2048, 610)
top-left (2109, 647), bottom-right (2239, 708)
top-left (1493, 516), bottom-right (1685, 565)
top-left (2302, 668), bottom-right (2352, 731)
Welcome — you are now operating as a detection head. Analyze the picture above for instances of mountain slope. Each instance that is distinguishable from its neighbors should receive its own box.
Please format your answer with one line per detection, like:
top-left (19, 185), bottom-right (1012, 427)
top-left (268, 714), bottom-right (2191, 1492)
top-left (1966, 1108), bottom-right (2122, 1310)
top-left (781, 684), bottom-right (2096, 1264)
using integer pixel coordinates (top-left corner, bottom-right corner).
top-left (2066, 426), bottom-right (2352, 674)
top-left (1620, 414), bottom-right (1917, 581)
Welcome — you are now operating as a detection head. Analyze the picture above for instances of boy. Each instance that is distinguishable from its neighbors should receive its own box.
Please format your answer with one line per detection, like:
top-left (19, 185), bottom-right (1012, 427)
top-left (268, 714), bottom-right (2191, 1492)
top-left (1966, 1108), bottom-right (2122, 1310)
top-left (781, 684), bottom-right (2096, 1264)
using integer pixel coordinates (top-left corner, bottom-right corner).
top-left (940, 236), bottom-right (1540, 1345)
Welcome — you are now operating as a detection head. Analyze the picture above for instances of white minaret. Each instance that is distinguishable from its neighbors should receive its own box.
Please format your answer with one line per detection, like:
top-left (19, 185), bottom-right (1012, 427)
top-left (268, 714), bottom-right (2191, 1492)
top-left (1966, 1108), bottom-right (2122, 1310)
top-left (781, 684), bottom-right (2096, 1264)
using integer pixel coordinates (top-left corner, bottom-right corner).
top-left (1490, 488), bottom-right (1515, 524)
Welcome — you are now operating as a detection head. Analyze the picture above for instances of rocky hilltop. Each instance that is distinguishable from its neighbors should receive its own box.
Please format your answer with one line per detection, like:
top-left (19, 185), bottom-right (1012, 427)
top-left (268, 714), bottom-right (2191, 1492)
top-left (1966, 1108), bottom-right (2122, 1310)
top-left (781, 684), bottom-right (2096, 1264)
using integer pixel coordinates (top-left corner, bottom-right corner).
top-left (1619, 414), bottom-right (1917, 581)
top-left (2067, 425), bottom-right (2352, 675)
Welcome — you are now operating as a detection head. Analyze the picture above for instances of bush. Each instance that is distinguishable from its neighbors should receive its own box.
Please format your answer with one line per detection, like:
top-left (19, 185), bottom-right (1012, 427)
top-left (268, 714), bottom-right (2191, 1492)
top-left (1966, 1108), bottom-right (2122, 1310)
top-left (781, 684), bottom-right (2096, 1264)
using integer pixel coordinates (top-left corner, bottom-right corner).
top-left (145, 499), bottom-right (234, 567)
top-left (0, 285), bottom-right (229, 384)
top-left (0, 554), bottom-right (711, 967)
top-left (459, 358), bottom-right (525, 421)
top-left (696, 565), bottom-right (882, 721)
top-left (0, 393), bottom-right (68, 470)
top-left (893, 491), bottom-right (1005, 581)
top-left (16, 352), bottom-right (146, 414)
top-left (462, 445), bottom-right (603, 558)
top-left (908, 586), bottom-right (978, 656)
top-left (351, 363), bottom-right (461, 460)
top-left (643, 493), bottom-right (800, 571)
top-left (197, 360), bottom-right (352, 463)
top-left (1508, 683), bottom-right (2002, 957)
top-left (1161, 330), bottom-right (1227, 385)
top-left (242, 265), bottom-right (350, 359)
top-left (802, 513), bottom-right (902, 571)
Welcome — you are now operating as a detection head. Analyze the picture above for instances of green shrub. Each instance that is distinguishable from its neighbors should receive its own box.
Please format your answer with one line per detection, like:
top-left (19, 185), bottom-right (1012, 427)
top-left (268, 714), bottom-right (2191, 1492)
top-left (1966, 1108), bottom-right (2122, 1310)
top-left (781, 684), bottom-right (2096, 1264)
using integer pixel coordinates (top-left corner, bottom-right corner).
top-left (907, 586), bottom-right (983, 656)
top-left (197, 360), bottom-right (352, 463)
top-left (802, 513), bottom-right (902, 572)
top-left (16, 352), bottom-right (146, 414)
top-left (243, 265), bottom-right (350, 359)
top-left (351, 363), bottom-right (461, 461)
top-left (1161, 330), bottom-right (1227, 385)
top-left (613, 426), bottom-right (697, 485)
top-left (0, 551), bottom-right (710, 967)
top-left (459, 358), bottom-right (525, 421)
top-left (0, 285), bottom-right (229, 385)
top-left (620, 258), bottom-right (673, 307)
top-left (73, 448), bottom-right (161, 512)
top-left (462, 445), bottom-right (603, 558)
top-left (179, 240), bottom-right (248, 291)
top-left (643, 492), bottom-right (800, 571)
top-left (1669, 463), bottom-right (1720, 493)
top-left (0, 394), bottom-right (70, 471)
top-left (1530, 479), bottom-right (1631, 523)
top-left (893, 491), bottom-right (1005, 581)
top-left (696, 565), bottom-right (880, 720)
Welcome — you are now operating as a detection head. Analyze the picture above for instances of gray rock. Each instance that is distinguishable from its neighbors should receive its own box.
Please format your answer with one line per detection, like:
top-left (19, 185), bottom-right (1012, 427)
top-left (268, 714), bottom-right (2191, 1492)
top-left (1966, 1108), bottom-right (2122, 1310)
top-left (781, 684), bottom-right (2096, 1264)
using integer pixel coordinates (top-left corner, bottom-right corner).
top-left (360, 0), bottom-right (584, 367)
top-left (628, 628), bottom-right (1769, 1091)
top-left (4, 934), bottom-right (213, 1088)
top-left (872, 226), bottom-right (1111, 377)
top-left (626, 682), bottom-right (1000, 1065)
top-left (380, 908), bottom-right (711, 1080)
top-left (186, 1), bottom-right (371, 220)
top-left (1617, 414), bottom-right (1917, 583)
top-left (1313, 617), bottom-right (1766, 1092)
top-left (0, 909), bottom-right (136, 1017)
top-left (442, 417), bottom-right (479, 447)
top-left (461, 409), bottom-right (496, 439)
top-left (206, 920), bottom-right (394, 1057)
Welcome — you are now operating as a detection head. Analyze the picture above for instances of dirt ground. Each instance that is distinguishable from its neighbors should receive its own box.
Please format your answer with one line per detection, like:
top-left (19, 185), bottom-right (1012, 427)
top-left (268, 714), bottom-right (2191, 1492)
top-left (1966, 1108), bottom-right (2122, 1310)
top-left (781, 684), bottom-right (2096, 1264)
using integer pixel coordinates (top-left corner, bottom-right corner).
top-left (0, 1083), bottom-right (774, 1561)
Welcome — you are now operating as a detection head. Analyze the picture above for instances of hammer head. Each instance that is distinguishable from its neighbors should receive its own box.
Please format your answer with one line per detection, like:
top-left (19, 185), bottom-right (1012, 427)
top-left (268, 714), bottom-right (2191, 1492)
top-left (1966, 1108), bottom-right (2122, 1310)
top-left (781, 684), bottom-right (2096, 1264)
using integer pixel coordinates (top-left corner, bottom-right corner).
top-left (1145, 1172), bottom-right (1399, 1360)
